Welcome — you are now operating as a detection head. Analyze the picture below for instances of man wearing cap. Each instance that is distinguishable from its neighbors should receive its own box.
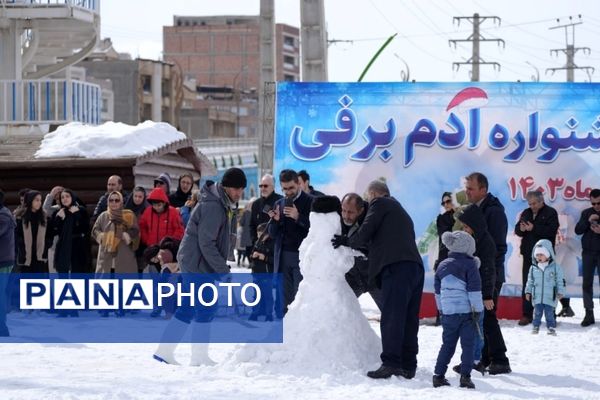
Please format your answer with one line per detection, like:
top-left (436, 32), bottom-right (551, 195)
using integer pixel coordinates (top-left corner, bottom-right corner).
top-left (153, 167), bottom-right (246, 366)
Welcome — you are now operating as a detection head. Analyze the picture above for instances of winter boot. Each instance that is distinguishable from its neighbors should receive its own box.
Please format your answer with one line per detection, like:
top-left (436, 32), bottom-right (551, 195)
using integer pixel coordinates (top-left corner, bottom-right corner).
top-left (532, 326), bottom-right (539, 334)
top-left (547, 328), bottom-right (557, 336)
top-left (558, 306), bottom-right (575, 317)
top-left (581, 309), bottom-right (595, 327)
top-left (153, 318), bottom-right (189, 365)
top-left (432, 375), bottom-right (450, 387)
top-left (190, 323), bottom-right (216, 366)
top-left (367, 365), bottom-right (404, 379)
top-left (459, 374), bottom-right (475, 389)
top-left (488, 362), bottom-right (512, 375)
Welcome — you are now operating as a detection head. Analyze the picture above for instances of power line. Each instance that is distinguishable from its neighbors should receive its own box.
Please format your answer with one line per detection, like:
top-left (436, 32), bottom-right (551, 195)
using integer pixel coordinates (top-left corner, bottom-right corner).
top-left (546, 16), bottom-right (595, 82)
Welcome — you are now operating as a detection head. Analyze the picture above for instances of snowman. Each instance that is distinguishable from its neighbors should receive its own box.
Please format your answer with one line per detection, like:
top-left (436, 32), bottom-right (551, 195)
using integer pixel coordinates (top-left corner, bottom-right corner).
top-left (235, 196), bottom-right (381, 376)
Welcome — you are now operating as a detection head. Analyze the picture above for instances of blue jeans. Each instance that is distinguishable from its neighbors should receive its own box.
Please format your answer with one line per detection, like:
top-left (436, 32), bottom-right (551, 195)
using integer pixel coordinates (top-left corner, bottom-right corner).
top-left (435, 313), bottom-right (476, 376)
top-left (533, 303), bottom-right (556, 329)
top-left (473, 311), bottom-right (484, 362)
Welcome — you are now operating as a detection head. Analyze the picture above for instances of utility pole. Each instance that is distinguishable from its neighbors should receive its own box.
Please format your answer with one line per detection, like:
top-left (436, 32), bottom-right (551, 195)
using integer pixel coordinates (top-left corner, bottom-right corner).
top-left (546, 16), bottom-right (594, 82)
top-left (300, 0), bottom-right (328, 81)
top-left (449, 13), bottom-right (504, 81)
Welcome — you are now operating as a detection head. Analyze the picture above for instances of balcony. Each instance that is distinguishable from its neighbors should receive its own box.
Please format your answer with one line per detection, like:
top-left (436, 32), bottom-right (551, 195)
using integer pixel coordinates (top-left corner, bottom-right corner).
top-left (0, 79), bottom-right (101, 125)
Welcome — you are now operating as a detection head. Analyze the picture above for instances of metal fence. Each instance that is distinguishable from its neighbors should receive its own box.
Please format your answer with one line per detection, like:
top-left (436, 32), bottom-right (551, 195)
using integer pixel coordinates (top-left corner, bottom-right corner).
top-left (0, 79), bottom-right (101, 125)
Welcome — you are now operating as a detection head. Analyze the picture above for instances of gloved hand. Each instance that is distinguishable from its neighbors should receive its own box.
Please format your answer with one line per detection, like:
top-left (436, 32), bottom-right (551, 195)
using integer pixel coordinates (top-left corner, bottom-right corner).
top-left (331, 234), bottom-right (349, 249)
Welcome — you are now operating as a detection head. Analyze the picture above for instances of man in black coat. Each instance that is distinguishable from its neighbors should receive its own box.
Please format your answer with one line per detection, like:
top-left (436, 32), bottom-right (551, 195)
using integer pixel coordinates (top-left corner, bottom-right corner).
top-left (514, 191), bottom-right (560, 325)
top-left (464, 172), bottom-right (511, 374)
top-left (332, 180), bottom-right (424, 380)
top-left (574, 188), bottom-right (600, 327)
top-left (455, 204), bottom-right (497, 374)
top-left (250, 174), bottom-right (283, 246)
top-left (268, 169), bottom-right (313, 316)
top-left (341, 193), bottom-right (383, 310)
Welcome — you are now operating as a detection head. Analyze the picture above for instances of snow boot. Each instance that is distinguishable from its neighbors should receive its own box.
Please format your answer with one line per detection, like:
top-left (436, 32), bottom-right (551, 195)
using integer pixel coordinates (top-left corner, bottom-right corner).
top-left (558, 306), bottom-right (575, 317)
top-left (190, 323), bottom-right (216, 366)
top-left (367, 365), bottom-right (405, 379)
top-left (547, 328), bottom-right (557, 336)
top-left (452, 362), bottom-right (485, 376)
top-left (432, 375), bottom-right (450, 388)
top-left (459, 374), bottom-right (475, 389)
top-left (488, 362), bottom-right (512, 375)
top-left (581, 309), bottom-right (595, 327)
top-left (153, 318), bottom-right (189, 365)
top-left (532, 326), bottom-right (539, 334)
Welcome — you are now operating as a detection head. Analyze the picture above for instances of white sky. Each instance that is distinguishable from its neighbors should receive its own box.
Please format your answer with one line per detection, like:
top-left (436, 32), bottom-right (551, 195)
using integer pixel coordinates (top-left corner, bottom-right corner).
top-left (101, 0), bottom-right (600, 83)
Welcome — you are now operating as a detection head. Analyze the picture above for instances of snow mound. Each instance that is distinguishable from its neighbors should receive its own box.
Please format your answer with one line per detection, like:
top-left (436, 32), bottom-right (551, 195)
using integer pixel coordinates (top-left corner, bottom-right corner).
top-left (34, 121), bottom-right (187, 159)
top-left (234, 211), bottom-right (382, 377)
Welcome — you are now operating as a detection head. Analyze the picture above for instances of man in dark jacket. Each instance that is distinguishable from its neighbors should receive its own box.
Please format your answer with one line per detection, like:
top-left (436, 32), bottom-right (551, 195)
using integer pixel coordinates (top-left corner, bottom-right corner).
top-left (575, 188), bottom-right (600, 327)
top-left (0, 190), bottom-right (16, 336)
top-left (92, 175), bottom-right (126, 223)
top-left (333, 180), bottom-right (424, 380)
top-left (268, 169), bottom-right (312, 316)
top-left (514, 191), bottom-right (560, 325)
top-left (154, 167), bottom-right (246, 366)
top-left (249, 174), bottom-right (283, 247)
top-left (455, 204), bottom-right (497, 374)
top-left (298, 170), bottom-right (325, 197)
top-left (464, 172), bottom-right (511, 374)
top-left (341, 193), bottom-right (383, 310)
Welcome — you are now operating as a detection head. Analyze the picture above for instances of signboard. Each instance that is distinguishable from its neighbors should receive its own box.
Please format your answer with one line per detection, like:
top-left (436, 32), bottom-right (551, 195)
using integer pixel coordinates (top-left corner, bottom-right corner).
top-left (274, 82), bottom-right (600, 297)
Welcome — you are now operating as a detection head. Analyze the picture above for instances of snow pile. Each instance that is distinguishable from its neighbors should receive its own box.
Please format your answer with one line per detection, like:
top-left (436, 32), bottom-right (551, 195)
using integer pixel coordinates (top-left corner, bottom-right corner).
top-left (34, 121), bottom-right (187, 159)
top-left (235, 211), bottom-right (381, 376)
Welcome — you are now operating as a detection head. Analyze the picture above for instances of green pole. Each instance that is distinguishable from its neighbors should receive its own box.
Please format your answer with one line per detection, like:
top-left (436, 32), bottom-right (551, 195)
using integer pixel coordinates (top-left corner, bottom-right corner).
top-left (357, 33), bottom-right (398, 82)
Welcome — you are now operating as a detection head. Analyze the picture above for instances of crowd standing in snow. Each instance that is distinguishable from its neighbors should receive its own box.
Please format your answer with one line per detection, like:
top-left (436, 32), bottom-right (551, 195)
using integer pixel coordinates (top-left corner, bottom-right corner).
top-left (1, 167), bottom-right (599, 389)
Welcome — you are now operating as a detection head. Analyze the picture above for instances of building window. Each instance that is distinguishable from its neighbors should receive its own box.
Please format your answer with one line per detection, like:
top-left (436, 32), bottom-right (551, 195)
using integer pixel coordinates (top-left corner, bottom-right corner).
top-left (284, 74), bottom-right (296, 82)
top-left (142, 76), bottom-right (152, 93)
top-left (283, 55), bottom-right (295, 65)
top-left (284, 36), bottom-right (295, 47)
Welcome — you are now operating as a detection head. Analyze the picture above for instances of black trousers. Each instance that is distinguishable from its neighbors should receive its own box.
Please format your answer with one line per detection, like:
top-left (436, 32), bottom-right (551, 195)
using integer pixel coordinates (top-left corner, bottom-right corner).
top-left (379, 261), bottom-right (424, 372)
top-left (582, 252), bottom-right (600, 310)
top-left (481, 281), bottom-right (509, 366)
top-left (521, 257), bottom-right (533, 318)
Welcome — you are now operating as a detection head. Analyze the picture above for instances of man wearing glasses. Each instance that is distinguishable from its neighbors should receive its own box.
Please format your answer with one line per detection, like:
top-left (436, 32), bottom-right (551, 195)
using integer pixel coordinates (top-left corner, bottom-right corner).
top-left (575, 188), bottom-right (600, 327)
top-left (514, 191), bottom-right (560, 326)
top-left (268, 169), bottom-right (313, 316)
top-left (250, 174), bottom-right (283, 248)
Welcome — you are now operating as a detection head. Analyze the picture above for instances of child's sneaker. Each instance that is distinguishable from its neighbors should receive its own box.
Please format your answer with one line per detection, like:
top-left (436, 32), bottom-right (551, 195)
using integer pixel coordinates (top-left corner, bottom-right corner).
top-left (532, 326), bottom-right (539, 334)
top-left (547, 328), bottom-right (557, 336)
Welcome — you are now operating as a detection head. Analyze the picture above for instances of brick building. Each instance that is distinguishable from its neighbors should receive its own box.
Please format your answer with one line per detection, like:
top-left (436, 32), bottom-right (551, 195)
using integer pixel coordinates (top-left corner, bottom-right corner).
top-left (163, 16), bottom-right (300, 139)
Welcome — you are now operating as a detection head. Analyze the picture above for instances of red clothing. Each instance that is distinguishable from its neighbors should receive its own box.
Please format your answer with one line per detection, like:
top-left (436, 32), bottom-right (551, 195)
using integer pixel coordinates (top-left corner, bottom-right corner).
top-left (139, 188), bottom-right (184, 246)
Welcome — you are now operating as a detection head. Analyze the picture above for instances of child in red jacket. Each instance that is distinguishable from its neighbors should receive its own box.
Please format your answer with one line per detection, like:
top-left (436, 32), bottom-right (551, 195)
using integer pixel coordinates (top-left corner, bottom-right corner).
top-left (139, 188), bottom-right (184, 247)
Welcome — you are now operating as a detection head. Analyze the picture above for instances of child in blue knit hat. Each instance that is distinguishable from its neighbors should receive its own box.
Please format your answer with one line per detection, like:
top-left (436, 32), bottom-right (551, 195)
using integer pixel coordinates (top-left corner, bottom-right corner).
top-left (433, 231), bottom-right (483, 390)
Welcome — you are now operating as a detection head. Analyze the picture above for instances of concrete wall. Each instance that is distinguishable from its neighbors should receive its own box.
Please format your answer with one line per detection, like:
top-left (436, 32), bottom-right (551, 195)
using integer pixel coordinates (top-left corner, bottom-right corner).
top-left (79, 60), bottom-right (140, 125)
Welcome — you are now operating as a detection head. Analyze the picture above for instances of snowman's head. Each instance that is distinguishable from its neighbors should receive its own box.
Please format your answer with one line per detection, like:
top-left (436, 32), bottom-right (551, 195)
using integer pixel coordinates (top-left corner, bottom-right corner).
top-left (308, 196), bottom-right (342, 239)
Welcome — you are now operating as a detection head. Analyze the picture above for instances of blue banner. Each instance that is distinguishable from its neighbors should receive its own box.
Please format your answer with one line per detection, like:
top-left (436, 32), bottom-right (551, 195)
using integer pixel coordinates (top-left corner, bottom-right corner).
top-left (274, 82), bottom-right (600, 297)
top-left (2, 273), bottom-right (282, 343)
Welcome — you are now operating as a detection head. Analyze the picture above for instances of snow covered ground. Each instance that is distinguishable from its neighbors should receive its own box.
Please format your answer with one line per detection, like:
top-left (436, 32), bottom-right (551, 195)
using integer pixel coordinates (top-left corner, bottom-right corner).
top-left (1, 292), bottom-right (599, 400)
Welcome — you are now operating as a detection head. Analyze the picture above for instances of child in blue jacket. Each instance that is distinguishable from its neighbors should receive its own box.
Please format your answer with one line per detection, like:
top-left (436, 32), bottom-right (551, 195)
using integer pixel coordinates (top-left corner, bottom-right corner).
top-left (433, 231), bottom-right (483, 389)
top-left (525, 239), bottom-right (565, 335)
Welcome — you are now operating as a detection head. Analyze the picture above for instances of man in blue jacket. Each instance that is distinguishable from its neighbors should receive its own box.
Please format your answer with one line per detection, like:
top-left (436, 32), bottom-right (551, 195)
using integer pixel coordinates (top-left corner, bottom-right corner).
top-left (268, 169), bottom-right (313, 316)
top-left (0, 190), bottom-right (16, 337)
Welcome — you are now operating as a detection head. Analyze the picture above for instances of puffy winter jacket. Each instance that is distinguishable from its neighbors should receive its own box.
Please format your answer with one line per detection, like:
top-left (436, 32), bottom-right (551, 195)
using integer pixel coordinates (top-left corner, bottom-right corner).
top-left (525, 239), bottom-right (565, 307)
top-left (139, 188), bottom-right (184, 246)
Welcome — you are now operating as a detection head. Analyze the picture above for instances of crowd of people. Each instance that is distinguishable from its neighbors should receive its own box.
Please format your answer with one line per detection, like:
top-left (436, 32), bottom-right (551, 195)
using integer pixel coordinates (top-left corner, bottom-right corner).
top-left (1, 167), bottom-right (599, 388)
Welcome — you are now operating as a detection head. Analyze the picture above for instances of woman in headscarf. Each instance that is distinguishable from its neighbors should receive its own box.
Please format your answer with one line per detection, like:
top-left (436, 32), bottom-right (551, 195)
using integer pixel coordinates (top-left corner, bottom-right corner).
top-left (15, 190), bottom-right (52, 273)
top-left (92, 191), bottom-right (140, 274)
top-left (51, 188), bottom-right (90, 275)
top-left (169, 173), bottom-right (195, 208)
top-left (125, 186), bottom-right (150, 273)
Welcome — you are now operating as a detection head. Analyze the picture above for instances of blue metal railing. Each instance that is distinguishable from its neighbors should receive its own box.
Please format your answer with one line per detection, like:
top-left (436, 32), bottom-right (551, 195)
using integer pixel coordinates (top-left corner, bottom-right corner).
top-left (0, 79), bottom-right (101, 125)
